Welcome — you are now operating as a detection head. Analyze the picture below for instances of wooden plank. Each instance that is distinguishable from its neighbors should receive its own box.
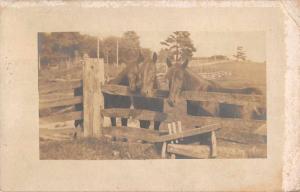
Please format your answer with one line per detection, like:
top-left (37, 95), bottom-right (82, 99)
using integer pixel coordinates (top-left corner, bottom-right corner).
top-left (39, 111), bottom-right (82, 124)
top-left (167, 143), bottom-right (265, 159)
top-left (168, 123), bottom-right (174, 144)
top-left (170, 154), bottom-right (176, 159)
top-left (163, 115), bottom-right (265, 131)
top-left (211, 131), bottom-right (217, 158)
top-left (217, 131), bottom-right (267, 145)
top-left (83, 58), bottom-right (102, 137)
top-left (104, 109), bottom-right (265, 142)
top-left (101, 84), bottom-right (169, 98)
top-left (102, 108), bottom-right (168, 122)
top-left (98, 59), bottom-right (105, 137)
top-left (167, 144), bottom-right (210, 159)
top-left (172, 122), bottom-right (179, 143)
top-left (101, 84), bottom-right (131, 96)
top-left (39, 80), bottom-right (82, 94)
top-left (102, 126), bottom-right (160, 142)
top-left (39, 91), bottom-right (75, 101)
top-left (39, 96), bottom-right (82, 109)
top-left (181, 91), bottom-right (265, 106)
top-left (161, 142), bottom-right (167, 159)
top-left (101, 84), bottom-right (265, 106)
top-left (152, 124), bottom-right (220, 143)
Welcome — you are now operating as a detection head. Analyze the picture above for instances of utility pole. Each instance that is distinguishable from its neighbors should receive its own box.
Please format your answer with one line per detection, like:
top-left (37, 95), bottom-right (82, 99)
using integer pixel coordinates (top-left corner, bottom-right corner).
top-left (116, 39), bottom-right (119, 68)
top-left (106, 51), bottom-right (109, 64)
top-left (97, 36), bottom-right (100, 61)
top-left (38, 55), bottom-right (41, 70)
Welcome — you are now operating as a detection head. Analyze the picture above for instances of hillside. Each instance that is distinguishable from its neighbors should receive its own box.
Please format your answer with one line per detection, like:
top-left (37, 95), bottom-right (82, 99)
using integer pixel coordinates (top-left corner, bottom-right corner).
top-left (190, 60), bottom-right (266, 95)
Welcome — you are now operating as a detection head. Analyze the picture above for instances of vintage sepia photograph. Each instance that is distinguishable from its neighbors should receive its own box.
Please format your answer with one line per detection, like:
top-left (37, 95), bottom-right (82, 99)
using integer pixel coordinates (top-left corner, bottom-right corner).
top-left (3, 2), bottom-right (298, 191)
top-left (38, 31), bottom-right (267, 160)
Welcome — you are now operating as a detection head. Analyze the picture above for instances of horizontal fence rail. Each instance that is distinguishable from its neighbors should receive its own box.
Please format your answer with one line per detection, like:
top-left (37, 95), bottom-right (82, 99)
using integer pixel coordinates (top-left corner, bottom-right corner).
top-left (39, 80), bottom-right (82, 94)
top-left (101, 84), bottom-right (265, 106)
top-left (102, 108), bottom-right (167, 122)
top-left (38, 57), bottom-right (266, 143)
top-left (40, 111), bottom-right (83, 124)
top-left (39, 96), bottom-right (83, 109)
top-left (102, 108), bottom-right (265, 126)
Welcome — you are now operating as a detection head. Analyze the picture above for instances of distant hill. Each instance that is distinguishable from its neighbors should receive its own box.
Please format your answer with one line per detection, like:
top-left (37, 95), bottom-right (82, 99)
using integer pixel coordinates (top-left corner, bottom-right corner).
top-left (190, 60), bottom-right (266, 95)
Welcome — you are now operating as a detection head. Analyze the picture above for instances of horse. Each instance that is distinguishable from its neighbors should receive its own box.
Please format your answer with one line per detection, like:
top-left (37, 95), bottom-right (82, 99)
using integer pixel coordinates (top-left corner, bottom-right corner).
top-left (74, 53), bottom-right (144, 130)
top-left (165, 58), bottom-right (264, 119)
top-left (132, 52), bottom-right (164, 130)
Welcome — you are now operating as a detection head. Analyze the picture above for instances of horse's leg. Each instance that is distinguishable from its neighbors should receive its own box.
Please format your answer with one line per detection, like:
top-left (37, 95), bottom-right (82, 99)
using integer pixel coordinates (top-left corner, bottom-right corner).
top-left (154, 121), bottom-right (161, 131)
top-left (121, 118), bottom-right (128, 126)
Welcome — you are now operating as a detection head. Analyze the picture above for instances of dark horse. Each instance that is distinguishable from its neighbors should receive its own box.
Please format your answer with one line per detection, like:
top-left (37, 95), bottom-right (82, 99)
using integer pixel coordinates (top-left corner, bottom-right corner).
top-left (165, 58), bottom-right (264, 119)
top-left (74, 53), bottom-right (144, 129)
top-left (132, 52), bottom-right (164, 130)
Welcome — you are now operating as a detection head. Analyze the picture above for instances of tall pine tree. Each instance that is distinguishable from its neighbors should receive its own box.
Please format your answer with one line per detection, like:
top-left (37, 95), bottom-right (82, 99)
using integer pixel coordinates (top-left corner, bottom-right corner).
top-left (160, 31), bottom-right (196, 62)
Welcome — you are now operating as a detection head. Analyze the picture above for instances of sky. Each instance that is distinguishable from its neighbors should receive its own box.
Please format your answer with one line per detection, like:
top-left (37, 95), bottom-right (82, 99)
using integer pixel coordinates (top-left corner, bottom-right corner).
top-left (84, 31), bottom-right (265, 62)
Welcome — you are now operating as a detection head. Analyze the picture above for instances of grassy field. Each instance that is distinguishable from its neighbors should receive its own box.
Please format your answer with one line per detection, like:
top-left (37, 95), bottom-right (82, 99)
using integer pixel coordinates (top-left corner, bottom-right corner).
top-left (198, 60), bottom-right (266, 94)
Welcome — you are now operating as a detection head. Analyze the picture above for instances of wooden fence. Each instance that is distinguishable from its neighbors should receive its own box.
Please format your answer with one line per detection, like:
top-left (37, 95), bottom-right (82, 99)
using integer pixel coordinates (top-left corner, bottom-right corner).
top-left (39, 57), bottom-right (266, 141)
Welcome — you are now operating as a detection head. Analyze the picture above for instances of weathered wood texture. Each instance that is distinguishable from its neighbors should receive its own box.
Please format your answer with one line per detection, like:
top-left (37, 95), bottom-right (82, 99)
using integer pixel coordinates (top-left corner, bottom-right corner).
top-left (102, 108), bottom-right (168, 122)
top-left (39, 96), bottom-right (82, 109)
top-left (40, 111), bottom-right (82, 124)
top-left (101, 84), bottom-right (169, 98)
top-left (217, 130), bottom-right (267, 145)
top-left (102, 124), bottom-right (219, 143)
top-left (98, 58), bottom-right (105, 136)
top-left (151, 124), bottom-right (220, 143)
top-left (211, 131), bottom-right (217, 157)
top-left (83, 58), bottom-right (102, 137)
top-left (167, 144), bottom-right (210, 159)
top-left (181, 91), bottom-right (265, 106)
top-left (39, 80), bottom-right (82, 94)
top-left (39, 90), bottom-right (75, 101)
top-left (102, 108), bottom-right (265, 126)
top-left (167, 143), bottom-right (266, 158)
top-left (101, 84), bottom-right (265, 106)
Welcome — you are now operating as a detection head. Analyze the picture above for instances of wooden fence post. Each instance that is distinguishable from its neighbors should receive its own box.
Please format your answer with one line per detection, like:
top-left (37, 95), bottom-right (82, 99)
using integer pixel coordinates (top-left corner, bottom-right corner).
top-left (83, 57), bottom-right (104, 137)
top-left (99, 58), bottom-right (105, 135)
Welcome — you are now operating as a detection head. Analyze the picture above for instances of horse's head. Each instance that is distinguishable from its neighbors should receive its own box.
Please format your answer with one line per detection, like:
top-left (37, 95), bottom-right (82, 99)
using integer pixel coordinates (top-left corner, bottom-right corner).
top-left (140, 52), bottom-right (158, 97)
top-left (165, 58), bottom-right (189, 106)
top-left (126, 52), bottom-right (144, 92)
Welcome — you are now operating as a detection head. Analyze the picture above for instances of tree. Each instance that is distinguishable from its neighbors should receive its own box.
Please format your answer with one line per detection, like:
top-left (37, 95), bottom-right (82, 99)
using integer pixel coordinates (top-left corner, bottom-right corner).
top-left (119, 31), bottom-right (141, 64)
top-left (102, 36), bottom-right (119, 64)
top-left (38, 31), bottom-right (151, 67)
top-left (233, 46), bottom-right (246, 61)
top-left (38, 32), bottom-right (85, 64)
top-left (160, 31), bottom-right (196, 62)
top-left (78, 34), bottom-right (98, 58)
top-left (157, 48), bottom-right (169, 63)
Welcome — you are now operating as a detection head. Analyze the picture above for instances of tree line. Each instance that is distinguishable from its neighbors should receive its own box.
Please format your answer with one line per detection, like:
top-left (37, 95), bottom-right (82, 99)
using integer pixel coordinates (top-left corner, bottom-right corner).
top-left (38, 31), bottom-right (197, 65)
